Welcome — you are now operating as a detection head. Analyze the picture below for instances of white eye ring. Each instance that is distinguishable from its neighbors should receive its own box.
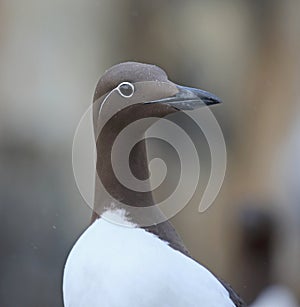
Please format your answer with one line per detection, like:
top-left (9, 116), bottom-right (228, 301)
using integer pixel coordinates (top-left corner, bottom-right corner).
top-left (117, 82), bottom-right (135, 98)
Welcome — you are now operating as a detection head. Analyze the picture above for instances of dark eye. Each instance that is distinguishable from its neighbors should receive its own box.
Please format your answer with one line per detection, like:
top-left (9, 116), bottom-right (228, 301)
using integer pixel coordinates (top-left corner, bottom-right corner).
top-left (117, 82), bottom-right (134, 98)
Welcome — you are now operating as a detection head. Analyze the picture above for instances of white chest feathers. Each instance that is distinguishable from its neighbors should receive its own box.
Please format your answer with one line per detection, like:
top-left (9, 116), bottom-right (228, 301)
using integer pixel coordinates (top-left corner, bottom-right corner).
top-left (63, 211), bottom-right (234, 307)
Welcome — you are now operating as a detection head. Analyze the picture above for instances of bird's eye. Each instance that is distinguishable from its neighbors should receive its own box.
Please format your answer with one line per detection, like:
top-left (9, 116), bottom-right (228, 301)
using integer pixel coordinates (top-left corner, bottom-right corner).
top-left (117, 82), bottom-right (134, 98)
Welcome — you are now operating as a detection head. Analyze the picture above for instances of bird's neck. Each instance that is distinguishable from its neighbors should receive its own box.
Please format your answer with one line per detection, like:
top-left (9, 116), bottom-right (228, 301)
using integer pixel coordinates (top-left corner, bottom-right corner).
top-left (94, 134), bottom-right (155, 212)
top-left (92, 109), bottom-right (190, 257)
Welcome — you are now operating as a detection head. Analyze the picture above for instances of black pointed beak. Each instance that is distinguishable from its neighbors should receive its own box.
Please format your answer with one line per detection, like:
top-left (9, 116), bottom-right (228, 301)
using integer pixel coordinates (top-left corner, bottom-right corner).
top-left (144, 85), bottom-right (222, 110)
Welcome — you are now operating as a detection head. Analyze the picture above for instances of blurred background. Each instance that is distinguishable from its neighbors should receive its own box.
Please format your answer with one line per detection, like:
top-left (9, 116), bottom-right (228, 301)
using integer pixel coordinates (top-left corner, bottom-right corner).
top-left (0, 0), bottom-right (300, 306)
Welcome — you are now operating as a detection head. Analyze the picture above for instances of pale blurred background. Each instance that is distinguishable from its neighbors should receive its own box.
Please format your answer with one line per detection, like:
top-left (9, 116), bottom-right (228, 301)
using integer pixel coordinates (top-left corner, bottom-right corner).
top-left (0, 0), bottom-right (300, 306)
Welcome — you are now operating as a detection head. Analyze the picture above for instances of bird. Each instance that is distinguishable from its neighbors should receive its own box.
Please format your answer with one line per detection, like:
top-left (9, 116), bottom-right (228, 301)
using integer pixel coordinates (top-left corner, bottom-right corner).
top-left (63, 62), bottom-right (245, 307)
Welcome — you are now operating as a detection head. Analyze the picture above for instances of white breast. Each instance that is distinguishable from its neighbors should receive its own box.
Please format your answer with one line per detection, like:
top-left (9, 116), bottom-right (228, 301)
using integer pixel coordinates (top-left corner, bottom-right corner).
top-left (63, 210), bottom-right (234, 307)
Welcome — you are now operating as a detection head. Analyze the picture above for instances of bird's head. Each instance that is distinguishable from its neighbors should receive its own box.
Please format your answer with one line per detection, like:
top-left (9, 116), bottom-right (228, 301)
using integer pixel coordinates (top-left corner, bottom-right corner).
top-left (93, 62), bottom-right (221, 133)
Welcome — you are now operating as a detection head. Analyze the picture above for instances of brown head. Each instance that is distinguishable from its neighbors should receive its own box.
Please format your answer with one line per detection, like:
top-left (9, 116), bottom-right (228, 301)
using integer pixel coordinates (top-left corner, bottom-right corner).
top-left (93, 61), bottom-right (221, 126)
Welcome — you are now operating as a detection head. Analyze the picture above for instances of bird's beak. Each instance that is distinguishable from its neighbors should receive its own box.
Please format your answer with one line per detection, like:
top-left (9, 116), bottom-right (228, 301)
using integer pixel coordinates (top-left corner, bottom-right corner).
top-left (144, 85), bottom-right (222, 110)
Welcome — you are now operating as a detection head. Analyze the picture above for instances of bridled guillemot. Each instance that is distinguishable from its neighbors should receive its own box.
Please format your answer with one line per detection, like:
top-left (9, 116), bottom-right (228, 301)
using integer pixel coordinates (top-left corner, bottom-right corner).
top-left (63, 62), bottom-right (245, 307)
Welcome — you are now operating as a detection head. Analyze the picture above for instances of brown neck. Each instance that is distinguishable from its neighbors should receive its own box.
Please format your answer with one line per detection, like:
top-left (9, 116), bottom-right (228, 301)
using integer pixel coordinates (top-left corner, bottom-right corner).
top-left (92, 104), bottom-right (190, 256)
top-left (93, 106), bottom-right (156, 214)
